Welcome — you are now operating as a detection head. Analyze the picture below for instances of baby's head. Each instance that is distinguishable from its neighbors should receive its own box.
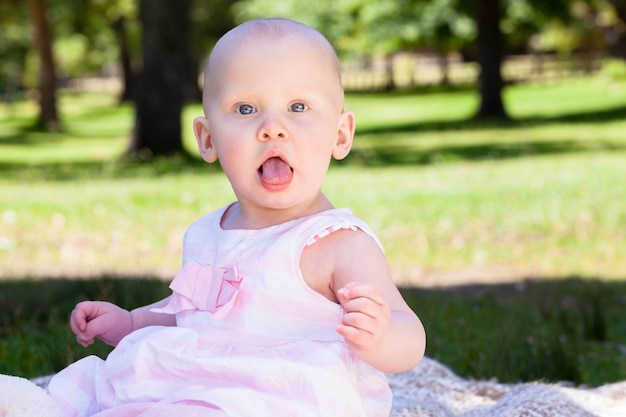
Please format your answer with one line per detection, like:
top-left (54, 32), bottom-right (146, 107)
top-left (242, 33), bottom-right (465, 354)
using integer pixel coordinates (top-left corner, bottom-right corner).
top-left (202, 18), bottom-right (345, 113)
top-left (193, 18), bottom-right (355, 219)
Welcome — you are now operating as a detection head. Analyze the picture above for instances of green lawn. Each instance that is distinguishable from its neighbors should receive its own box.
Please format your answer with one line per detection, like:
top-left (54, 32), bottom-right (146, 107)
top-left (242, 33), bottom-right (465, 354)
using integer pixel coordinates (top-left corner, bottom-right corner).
top-left (1, 76), bottom-right (625, 385)
top-left (1, 77), bottom-right (624, 281)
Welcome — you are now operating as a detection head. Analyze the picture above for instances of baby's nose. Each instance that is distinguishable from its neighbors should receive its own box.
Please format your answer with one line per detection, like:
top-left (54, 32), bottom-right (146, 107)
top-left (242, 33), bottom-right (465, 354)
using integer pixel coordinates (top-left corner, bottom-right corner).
top-left (258, 114), bottom-right (288, 141)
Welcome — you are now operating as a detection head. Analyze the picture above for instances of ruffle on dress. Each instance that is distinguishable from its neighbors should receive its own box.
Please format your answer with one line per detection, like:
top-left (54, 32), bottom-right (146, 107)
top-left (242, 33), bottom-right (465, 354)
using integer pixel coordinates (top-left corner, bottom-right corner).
top-left (152, 261), bottom-right (243, 319)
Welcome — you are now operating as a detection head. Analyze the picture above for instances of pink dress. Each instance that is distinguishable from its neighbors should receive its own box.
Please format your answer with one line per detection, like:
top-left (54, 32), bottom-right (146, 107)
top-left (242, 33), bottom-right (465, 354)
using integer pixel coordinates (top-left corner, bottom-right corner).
top-left (48, 206), bottom-right (392, 417)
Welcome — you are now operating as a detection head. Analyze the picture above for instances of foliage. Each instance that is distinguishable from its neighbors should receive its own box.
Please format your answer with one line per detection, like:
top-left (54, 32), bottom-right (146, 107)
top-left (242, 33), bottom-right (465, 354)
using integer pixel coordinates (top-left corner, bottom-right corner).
top-left (1, 0), bottom-right (623, 95)
top-left (233, 0), bottom-right (475, 57)
top-left (191, 0), bottom-right (239, 52)
top-left (58, 0), bottom-right (139, 77)
top-left (0, 0), bottom-right (137, 91)
top-left (0, 2), bottom-right (32, 92)
top-left (234, 0), bottom-right (618, 58)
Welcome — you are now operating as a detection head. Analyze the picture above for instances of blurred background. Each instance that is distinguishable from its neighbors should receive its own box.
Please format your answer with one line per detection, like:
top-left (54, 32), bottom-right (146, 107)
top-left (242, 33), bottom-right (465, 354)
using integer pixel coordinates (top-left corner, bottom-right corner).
top-left (2, 0), bottom-right (625, 130)
top-left (1, 0), bottom-right (625, 386)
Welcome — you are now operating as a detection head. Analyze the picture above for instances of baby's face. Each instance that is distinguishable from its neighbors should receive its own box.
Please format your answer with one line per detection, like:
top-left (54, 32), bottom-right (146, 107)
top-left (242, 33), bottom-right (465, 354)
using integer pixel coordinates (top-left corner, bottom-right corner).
top-left (199, 35), bottom-right (354, 219)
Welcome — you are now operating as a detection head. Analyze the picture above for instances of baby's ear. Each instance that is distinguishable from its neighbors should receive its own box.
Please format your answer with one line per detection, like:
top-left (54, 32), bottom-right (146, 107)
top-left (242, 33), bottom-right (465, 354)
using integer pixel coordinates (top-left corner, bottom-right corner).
top-left (193, 116), bottom-right (218, 163)
top-left (332, 110), bottom-right (355, 160)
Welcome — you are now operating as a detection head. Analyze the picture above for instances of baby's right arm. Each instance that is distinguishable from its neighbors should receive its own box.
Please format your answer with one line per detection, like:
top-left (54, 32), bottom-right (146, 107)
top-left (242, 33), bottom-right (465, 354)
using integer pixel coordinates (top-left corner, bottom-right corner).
top-left (71, 297), bottom-right (176, 347)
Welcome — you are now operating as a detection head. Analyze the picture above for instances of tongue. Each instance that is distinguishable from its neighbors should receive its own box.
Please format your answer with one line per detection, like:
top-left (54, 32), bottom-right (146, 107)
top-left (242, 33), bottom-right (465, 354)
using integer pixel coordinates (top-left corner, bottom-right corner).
top-left (260, 157), bottom-right (293, 185)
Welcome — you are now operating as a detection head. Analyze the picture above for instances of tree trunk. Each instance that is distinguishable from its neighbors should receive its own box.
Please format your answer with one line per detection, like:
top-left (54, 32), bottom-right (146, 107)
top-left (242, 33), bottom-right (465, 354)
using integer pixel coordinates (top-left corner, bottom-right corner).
top-left (384, 54), bottom-right (396, 92)
top-left (28, 0), bottom-right (60, 130)
top-left (112, 16), bottom-right (135, 103)
top-left (439, 53), bottom-right (450, 85)
top-left (474, 0), bottom-right (508, 119)
top-left (606, 0), bottom-right (626, 60)
top-left (128, 0), bottom-right (193, 158)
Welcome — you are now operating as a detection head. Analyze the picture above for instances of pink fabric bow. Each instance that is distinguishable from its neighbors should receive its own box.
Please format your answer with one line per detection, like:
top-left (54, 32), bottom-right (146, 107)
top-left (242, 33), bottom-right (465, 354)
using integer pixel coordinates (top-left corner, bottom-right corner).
top-left (157, 261), bottom-right (243, 319)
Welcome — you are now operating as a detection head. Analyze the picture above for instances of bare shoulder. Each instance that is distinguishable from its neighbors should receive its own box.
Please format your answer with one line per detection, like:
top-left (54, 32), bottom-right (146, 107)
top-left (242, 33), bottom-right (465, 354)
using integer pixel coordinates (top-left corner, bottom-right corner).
top-left (300, 228), bottom-right (396, 303)
top-left (326, 228), bottom-right (392, 285)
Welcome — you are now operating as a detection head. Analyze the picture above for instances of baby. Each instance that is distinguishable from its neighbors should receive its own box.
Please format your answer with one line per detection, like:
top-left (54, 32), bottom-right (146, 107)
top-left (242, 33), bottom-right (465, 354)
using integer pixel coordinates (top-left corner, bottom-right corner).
top-left (48, 18), bottom-right (426, 417)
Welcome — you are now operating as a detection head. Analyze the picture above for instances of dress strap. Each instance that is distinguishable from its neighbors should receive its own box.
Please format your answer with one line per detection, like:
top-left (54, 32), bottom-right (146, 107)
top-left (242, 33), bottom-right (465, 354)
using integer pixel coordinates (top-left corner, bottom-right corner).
top-left (300, 210), bottom-right (385, 252)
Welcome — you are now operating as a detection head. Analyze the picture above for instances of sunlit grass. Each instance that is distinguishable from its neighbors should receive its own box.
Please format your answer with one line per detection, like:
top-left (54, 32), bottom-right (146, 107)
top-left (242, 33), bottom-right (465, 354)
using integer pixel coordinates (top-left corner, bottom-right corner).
top-left (328, 153), bottom-right (626, 283)
top-left (1, 77), bottom-right (625, 281)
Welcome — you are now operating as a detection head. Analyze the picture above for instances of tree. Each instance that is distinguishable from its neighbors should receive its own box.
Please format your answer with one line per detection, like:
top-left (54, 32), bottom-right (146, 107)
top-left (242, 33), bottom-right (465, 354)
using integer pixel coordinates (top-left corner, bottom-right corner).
top-left (409, 0), bottom-right (475, 85)
top-left (91, 0), bottom-right (139, 103)
top-left (111, 15), bottom-right (136, 103)
top-left (187, 0), bottom-right (238, 102)
top-left (0, 1), bottom-right (30, 95)
top-left (474, 0), bottom-right (507, 119)
top-left (27, 0), bottom-right (60, 130)
top-left (128, 0), bottom-right (194, 158)
top-left (60, 0), bottom-right (138, 103)
top-left (604, 0), bottom-right (626, 59)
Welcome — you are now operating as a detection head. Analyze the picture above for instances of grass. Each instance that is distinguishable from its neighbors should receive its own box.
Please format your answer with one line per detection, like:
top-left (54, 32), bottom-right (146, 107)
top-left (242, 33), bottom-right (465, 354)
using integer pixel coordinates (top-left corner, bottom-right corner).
top-left (0, 278), bottom-right (171, 377)
top-left (1, 76), bottom-right (626, 385)
top-left (2, 276), bottom-right (625, 387)
top-left (405, 278), bottom-right (626, 386)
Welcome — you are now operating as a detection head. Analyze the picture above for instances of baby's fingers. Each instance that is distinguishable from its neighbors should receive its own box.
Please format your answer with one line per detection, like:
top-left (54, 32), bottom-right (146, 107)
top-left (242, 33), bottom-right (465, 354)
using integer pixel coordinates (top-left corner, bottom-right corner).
top-left (338, 295), bottom-right (391, 350)
top-left (337, 282), bottom-right (386, 306)
top-left (337, 318), bottom-right (376, 350)
top-left (75, 333), bottom-right (94, 348)
top-left (69, 308), bottom-right (88, 335)
top-left (342, 296), bottom-right (387, 319)
top-left (71, 314), bottom-right (93, 346)
top-left (341, 310), bottom-right (377, 334)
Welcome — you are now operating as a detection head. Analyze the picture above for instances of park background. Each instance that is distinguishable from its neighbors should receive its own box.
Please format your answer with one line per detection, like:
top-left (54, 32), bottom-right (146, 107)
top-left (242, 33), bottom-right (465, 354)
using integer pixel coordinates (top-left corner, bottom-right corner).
top-left (1, 0), bottom-right (625, 388)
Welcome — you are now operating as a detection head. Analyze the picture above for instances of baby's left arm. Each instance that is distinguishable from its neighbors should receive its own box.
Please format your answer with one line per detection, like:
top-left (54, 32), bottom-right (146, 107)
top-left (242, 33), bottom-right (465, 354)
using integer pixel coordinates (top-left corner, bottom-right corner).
top-left (329, 229), bottom-right (426, 373)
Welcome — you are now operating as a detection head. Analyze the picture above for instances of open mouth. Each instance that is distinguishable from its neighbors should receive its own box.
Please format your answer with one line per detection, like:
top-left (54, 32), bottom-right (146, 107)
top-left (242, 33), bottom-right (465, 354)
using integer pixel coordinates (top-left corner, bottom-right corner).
top-left (258, 156), bottom-right (293, 187)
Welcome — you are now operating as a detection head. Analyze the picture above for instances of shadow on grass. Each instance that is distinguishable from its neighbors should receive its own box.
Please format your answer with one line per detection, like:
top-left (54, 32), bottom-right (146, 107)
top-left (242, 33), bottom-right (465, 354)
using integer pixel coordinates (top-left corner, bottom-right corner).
top-left (1, 275), bottom-right (625, 386)
top-left (0, 99), bottom-right (133, 146)
top-left (0, 276), bottom-right (172, 378)
top-left (342, 103), bottom-right (626, 166)
top-left (355, 104), bottom-right (626, 136)
top-left (402, 277), bottom-right (626, 387)
top-left (0, 153), bottom-right (221, 182)
top-left (342, 138), bottom-right (624, 167)
top-left (2, 100), bottom-right (626, 181)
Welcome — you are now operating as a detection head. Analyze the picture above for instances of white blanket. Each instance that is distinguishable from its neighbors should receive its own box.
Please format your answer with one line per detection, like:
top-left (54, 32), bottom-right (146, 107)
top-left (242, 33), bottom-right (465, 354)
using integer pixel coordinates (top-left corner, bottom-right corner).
top-left (388, 357), bottom-right (626, 417)
top-left (5, 357), bottom-right (625, 417)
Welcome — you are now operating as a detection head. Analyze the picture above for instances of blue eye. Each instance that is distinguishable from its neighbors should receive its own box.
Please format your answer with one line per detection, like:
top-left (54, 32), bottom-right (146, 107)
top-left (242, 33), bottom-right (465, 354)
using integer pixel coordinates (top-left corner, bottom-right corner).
top-left (290, 102), bottom-right (308, 113)
top-left (236, 104), bottom-right (255, 115)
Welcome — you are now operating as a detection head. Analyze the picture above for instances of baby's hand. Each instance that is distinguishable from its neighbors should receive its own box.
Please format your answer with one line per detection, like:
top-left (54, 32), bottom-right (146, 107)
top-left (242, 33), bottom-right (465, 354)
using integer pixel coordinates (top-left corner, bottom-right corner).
top-left (336, 282), bottom-right (391, 352)
top-left (70, 301), bottom-right (132, 347)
